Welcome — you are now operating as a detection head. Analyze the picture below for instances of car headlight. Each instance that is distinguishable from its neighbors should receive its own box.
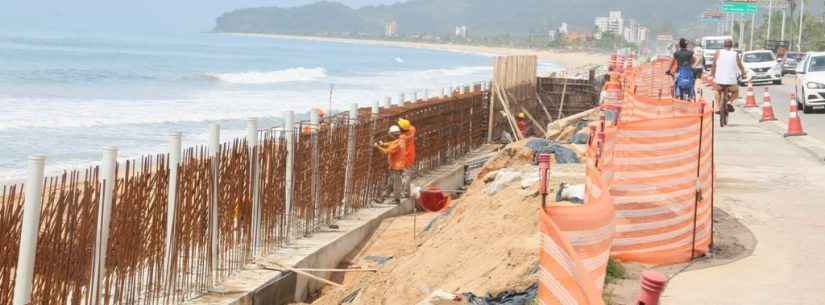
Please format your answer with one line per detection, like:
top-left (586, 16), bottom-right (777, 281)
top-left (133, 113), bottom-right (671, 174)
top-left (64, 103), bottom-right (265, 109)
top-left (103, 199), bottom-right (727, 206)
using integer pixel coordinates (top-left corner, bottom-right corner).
top-left (807, 82), bottom-right (825, 89)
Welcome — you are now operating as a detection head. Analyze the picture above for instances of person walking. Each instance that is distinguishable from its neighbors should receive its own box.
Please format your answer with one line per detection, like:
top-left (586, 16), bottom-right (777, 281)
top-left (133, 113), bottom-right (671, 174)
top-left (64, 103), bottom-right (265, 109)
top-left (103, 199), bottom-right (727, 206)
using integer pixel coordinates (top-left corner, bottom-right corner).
top-left (375, 125), bottom-right (407, 203)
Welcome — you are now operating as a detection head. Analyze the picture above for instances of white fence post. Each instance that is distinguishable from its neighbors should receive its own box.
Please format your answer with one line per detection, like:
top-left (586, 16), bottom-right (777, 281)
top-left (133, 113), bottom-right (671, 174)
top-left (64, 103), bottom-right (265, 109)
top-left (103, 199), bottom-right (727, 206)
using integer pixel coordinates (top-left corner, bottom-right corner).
top-left (163, 132), bottom-right (182, 287)
top-left (283, 111), bottom-right (295, 242)
top-left (342, 103), bottom-right (358, 216)
top-left (310, 111), bottom-right (321, 232)
top-left (208, 123), bottom-right (220, 287)
top-left (384, 96), bottom-right (392, 109)
top-left (90, 147), bottom-right (117, 305)
top-left (12, 155), bottom-right (46, 305)
top-left (399, 93), bottom-right (406, 106)
top-left (247, 118), bottom-right (261, 257)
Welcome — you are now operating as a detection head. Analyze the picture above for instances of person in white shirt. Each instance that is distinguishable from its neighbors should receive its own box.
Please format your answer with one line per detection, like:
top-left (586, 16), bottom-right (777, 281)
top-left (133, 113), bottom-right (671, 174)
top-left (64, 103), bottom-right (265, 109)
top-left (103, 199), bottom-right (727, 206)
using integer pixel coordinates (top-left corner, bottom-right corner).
top-left (711, 40), bottom-right (747, 113)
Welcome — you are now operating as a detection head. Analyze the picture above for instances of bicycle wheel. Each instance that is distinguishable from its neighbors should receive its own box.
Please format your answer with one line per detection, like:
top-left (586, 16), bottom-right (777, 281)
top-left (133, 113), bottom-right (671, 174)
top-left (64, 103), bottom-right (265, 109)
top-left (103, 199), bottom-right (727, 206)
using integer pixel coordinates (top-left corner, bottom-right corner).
top-left (719, 92), bottom-right (728, 127)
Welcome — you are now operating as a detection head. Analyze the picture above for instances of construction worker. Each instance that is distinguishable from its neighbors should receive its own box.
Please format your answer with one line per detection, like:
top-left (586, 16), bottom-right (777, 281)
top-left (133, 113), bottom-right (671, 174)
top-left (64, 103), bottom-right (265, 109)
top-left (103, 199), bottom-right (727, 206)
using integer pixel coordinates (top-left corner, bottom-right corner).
top-left (302, 108), bottom-right (327, 134)
top-left (398, 118), bottom-right (417, 195)
top-left (375, 125), bottom-right (407, 203)
top-left (516, 112), bottom-right (530, 138)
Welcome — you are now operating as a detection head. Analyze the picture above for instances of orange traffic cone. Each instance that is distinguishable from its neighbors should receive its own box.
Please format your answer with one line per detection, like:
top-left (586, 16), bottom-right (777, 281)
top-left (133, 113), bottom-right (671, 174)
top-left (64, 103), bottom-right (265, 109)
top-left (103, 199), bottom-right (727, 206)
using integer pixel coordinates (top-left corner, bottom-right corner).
top-left (760, 88), bottom-right (778, 122)
top-left (744, 82), bottom-right (757, 108)
top-left (785, 94), bottom-right (807, 137)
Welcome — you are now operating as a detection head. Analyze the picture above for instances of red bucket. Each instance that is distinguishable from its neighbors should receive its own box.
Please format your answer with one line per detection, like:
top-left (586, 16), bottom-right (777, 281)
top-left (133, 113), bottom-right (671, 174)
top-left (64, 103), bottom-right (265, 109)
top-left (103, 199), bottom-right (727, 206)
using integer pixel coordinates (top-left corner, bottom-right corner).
top-left (418, 188), bottom-right (451, 212)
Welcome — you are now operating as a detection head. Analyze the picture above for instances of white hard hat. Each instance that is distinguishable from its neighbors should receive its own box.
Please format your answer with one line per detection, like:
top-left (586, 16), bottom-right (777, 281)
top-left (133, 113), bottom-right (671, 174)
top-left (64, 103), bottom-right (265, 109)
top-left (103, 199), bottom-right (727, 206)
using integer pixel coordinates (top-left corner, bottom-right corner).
top-left (389, 125), bottom-right (401, 133)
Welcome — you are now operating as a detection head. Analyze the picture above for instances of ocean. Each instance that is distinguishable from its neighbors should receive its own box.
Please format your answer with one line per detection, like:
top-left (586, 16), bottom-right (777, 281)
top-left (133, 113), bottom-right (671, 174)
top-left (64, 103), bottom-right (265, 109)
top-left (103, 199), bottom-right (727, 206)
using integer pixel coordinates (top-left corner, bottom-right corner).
top-left (0, 31), bottom-right (560, 181)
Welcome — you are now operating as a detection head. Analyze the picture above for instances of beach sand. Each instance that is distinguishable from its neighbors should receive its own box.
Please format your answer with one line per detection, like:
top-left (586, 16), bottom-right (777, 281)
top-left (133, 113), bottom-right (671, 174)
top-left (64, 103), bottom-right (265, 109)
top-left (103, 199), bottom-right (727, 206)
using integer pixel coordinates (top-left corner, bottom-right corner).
top-left (225, 33), bottom-right (608, 70)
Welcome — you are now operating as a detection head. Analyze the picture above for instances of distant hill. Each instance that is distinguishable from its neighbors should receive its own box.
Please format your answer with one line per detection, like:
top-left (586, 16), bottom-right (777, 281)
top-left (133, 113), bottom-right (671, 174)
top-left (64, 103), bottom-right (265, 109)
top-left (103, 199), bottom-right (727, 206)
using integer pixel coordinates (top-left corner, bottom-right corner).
top-left (214, 0), bottom-right (719, 36)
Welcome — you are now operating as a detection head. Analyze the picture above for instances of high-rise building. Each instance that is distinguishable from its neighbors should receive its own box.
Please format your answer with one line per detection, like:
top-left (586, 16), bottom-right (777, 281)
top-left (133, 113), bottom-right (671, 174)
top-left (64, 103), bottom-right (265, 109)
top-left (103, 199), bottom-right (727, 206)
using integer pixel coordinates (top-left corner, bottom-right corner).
top-left (638, 26), bottom-right (649, 42)
top-left (385, 20), bottom-right (398, 37)
top-left (608, 11), bottom-right (624, 35)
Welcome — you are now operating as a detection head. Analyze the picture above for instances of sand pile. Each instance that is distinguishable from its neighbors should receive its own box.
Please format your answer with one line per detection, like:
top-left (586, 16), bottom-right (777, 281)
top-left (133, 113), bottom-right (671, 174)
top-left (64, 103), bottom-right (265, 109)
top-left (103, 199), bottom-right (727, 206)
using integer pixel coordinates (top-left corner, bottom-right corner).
top-left (298, 143), bottom-right (586, 305)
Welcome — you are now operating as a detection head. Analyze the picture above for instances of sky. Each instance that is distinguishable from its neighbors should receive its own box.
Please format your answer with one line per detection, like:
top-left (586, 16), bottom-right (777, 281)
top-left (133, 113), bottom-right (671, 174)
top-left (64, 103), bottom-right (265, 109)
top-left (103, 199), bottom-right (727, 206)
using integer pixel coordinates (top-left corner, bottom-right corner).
top-left (0, 0), bottom-right (403, 33)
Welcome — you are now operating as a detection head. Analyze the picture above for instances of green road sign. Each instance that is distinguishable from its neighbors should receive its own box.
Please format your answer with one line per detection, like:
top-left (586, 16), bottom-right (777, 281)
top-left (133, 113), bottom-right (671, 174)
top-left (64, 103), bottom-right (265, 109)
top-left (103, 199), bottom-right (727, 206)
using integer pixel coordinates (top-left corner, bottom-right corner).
top-left (722, 2), bottom-right (758, 13)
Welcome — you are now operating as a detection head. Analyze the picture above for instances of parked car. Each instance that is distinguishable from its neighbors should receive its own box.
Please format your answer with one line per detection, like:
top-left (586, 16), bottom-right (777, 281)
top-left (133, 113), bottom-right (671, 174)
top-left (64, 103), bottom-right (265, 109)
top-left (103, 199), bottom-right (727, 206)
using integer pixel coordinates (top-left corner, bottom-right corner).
top-left (795, 52), bottom-right (825, 113)
top-left (740, 50), bottom-right (783, 85)
top-left (783, 52), bottom-right (807, 75)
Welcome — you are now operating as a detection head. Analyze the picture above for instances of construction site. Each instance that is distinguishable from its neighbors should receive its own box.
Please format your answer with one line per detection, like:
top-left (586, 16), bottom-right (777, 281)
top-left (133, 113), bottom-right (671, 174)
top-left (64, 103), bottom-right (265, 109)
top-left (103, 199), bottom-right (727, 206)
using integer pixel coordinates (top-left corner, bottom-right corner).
top-left (3, 51), bottom-right (825, 305)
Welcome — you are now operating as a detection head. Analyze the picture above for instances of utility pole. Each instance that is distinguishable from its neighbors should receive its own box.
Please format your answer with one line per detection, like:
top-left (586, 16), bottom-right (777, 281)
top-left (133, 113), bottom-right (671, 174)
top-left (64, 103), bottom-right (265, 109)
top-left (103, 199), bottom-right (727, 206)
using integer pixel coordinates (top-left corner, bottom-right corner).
top-left (797, 0), bottom-right (805, 51)
top-left (750, 12), bottom-right (756, 50)
top-left (767, 0), bottom-right (774, 41)
top-left (739, 14), bottom-right (745, 49)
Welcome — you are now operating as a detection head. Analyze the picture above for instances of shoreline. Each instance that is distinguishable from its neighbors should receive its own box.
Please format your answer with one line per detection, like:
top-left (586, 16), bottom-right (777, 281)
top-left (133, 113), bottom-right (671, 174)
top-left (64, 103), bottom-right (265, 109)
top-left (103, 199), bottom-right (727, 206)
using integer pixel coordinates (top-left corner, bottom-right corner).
top-left (222, 33), bottom-right (608, 71)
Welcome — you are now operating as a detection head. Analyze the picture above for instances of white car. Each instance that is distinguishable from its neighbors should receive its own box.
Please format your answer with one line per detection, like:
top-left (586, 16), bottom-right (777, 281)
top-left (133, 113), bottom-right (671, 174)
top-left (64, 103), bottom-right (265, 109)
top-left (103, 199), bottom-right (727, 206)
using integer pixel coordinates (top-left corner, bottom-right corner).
top-left (740, 50), bottom-right (783, 85)
top-left (795, 52), bottom-right (825, 113)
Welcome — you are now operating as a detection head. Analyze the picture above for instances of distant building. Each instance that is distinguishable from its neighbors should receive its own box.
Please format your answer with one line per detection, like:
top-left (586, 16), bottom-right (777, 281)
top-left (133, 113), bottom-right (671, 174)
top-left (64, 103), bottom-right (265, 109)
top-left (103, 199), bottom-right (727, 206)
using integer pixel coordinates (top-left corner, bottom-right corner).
top-left (455, 25), bottom-right (468, 38)
top-left (548, 30), bottom-right (557, 41)
top-left (558, 22), bottom-right (569, 34)
top-left (608, 11), bottom-right (624, 35)
top-left (385, 20), bottom-right (398, 37)
top-left (624, 19), bottom-right (639, 42)
top-left (595, 17), bottom-right (609, 34)
top-left (638, 26), bottom-right (649, 42)
top-left (565, 32), bottom-right (593, 43)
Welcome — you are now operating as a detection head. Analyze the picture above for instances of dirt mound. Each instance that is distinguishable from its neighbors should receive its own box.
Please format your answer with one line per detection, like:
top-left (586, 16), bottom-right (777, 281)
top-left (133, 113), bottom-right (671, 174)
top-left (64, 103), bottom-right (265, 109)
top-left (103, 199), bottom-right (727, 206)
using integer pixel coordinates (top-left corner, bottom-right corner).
top-left (301, 143), bottom-right (585, 305)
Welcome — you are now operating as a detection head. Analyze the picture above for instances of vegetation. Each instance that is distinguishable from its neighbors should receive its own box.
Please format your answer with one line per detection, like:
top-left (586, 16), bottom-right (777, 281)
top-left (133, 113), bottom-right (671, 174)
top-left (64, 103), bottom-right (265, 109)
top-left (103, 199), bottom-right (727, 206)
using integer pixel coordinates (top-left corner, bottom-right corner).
top-left (214, 0), bottom-right (717, 37)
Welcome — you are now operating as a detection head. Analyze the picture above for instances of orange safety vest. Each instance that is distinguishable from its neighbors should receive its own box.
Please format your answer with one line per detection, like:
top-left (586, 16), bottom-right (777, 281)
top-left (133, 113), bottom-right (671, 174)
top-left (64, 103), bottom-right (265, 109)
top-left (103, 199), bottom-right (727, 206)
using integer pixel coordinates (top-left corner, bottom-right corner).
top-left (400, 126), bottom-right (416, 168)
top-left (379, 139), bottom-right (407, 171)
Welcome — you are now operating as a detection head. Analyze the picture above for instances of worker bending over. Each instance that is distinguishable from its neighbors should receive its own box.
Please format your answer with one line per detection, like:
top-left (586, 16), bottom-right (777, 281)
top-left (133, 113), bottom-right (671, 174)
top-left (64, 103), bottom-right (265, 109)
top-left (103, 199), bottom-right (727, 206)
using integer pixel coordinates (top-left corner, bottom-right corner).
top-left (515, 112), bottom-right (531, 138)
top-left (375, 125), bottom-right (407, 204)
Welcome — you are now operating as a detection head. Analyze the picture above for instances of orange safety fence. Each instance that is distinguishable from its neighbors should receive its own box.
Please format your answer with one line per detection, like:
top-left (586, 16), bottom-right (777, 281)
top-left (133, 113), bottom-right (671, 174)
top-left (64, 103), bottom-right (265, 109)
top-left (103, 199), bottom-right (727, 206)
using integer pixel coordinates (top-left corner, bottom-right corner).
top-left (538, 143), bottom-right (615, 305)
top-left (537, 57), bottom-right (715, 304)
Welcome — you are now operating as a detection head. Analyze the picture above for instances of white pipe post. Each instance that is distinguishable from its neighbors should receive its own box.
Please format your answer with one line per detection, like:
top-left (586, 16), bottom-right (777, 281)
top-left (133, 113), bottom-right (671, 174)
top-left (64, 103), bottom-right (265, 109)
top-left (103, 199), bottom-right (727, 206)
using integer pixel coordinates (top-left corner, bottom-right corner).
top-left (781, 7), bottom-right (786, 41)
top-left (208, 123), bottom-right (220, 286)
top-left (283, 111), bottom-right (295, 242)
top-left (442, 88), bottom-right (447, 97)
top-left (310, 111), bottom-right (321, 232)
top-left (342, 103), bottom-right (358, 216)
top-left (423, 89), bottom-right (429, 100)
top-left (90, 147), bottom-right (117, 305)
top-left (247, 118), bottom-right (260, 256)
top-left (372, 100), bottom-right (380, 115)
top-left (399, 93), bottom-right (406, 106)
top-left (797, 0), bottom-right (805, 52)
top-left (412, 92), bottom-right (418, 102)
top-left (163, 132), bottom-right (182, 287)
top-left (459, 83), bottom-right (465, 94)
top-left (12, 156), bottom-right (46, 305)
top-left (384, 96), bottom-right (392, 109)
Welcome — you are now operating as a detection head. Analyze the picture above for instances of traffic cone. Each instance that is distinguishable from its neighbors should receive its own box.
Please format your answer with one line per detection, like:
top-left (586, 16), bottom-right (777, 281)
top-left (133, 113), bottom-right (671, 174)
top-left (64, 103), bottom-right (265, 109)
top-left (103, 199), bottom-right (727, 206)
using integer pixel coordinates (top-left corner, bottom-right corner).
top-left (744, 82), bottom-right (757, 108)
top-left (760, 89), bottom-right (778, 122)
top-left (785, 94), bottom-right (807, 137)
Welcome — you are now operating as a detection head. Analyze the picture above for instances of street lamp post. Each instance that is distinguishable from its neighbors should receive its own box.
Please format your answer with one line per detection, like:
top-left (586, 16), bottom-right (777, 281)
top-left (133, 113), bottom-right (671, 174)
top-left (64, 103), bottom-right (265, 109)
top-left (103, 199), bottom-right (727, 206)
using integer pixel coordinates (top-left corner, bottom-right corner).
top-left (797, 0), bottom-right (805, 51)
top-left (766, 0), bottom-right (773, 41)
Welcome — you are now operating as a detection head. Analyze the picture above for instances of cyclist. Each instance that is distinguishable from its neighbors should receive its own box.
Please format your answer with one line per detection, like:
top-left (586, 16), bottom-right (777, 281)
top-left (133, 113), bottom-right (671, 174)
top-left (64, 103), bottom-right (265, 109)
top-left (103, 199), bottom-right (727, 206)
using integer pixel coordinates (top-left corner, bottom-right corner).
top-left (711, 39), bottom-right (747, 114)
top-left (666, 38), bottom-right (696, 100)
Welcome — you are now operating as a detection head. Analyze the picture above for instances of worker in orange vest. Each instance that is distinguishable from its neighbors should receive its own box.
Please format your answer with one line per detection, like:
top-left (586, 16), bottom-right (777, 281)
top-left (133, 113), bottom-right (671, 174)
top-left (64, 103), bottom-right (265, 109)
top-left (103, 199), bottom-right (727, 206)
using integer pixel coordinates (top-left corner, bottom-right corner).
top-left (398, 118), bottom-right (417, 198)
top-left (301, 108), bottom-right (326, 134)
top-left (375, 125), bottom-right (407, 203)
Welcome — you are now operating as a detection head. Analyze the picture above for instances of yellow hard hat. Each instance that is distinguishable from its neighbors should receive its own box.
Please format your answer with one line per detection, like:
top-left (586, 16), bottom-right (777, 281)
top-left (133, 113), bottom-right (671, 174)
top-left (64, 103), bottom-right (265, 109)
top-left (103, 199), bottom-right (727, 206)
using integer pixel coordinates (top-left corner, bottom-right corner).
top-left (398, 118), bottom-right (412, 130)
top-left (517, 112), bottom-right (526, 119)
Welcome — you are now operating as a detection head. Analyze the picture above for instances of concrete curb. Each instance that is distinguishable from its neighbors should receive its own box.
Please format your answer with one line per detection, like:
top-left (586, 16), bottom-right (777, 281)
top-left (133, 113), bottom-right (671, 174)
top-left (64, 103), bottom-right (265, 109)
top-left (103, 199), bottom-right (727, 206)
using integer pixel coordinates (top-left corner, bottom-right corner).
top-left (737, 105), bottom-right (825, 164)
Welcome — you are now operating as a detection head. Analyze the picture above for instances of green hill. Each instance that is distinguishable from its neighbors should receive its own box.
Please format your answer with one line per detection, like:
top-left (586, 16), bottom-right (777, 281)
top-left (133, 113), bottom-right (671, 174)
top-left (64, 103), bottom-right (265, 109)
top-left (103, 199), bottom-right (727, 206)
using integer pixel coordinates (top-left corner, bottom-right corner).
top-left (214, 0), bottom-right (719, 36)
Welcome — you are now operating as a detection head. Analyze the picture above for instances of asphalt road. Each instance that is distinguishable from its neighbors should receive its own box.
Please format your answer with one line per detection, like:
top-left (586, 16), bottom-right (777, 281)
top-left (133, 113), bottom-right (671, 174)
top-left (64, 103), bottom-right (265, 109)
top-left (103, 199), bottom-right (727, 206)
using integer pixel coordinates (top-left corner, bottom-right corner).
top-left (733, 75), bottom-right (825, 144)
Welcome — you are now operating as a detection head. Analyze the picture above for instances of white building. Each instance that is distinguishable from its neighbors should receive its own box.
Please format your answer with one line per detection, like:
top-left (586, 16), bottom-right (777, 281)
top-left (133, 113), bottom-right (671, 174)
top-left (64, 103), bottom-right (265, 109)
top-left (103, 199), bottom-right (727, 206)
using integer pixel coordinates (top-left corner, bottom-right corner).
top-left (385, 20), bottom-right (398, 37)
top-left (558, 22), bottom-right (569, 34)
top-left (608, 11), bottom-right (624, 35)
top-left (637, 26), bottom-right (649, 42)
top-left (455, 25), bottom-right (467, 38)
top-left (595, 17), bottom-right (609, 33)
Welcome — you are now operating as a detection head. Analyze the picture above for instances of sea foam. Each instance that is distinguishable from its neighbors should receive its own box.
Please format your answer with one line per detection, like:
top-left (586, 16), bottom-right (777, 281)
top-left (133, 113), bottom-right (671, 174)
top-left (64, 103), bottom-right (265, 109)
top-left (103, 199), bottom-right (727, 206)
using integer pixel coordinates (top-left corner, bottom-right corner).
top-left (208, 67), bottom-right (327, 84)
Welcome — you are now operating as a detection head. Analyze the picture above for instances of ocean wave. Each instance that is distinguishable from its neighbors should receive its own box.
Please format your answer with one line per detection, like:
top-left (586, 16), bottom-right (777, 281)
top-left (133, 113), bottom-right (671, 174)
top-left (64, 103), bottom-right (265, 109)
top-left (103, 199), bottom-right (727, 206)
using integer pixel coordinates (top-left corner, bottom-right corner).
top-left (207, 67), bottom-right (327, 84)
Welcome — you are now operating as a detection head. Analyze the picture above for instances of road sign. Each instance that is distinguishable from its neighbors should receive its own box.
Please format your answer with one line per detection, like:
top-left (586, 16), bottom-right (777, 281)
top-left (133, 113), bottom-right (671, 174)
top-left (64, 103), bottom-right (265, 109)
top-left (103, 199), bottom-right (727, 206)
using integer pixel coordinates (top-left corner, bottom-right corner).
top-left (722, 1), bottom-right (758, 13)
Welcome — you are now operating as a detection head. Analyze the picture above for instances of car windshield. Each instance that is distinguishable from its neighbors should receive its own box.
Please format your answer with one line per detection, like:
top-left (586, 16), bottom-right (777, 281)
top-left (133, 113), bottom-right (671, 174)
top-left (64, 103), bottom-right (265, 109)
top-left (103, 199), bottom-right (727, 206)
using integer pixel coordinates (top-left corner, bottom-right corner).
top-left (787, 53), bottom-right (805, 60)
top-left (743, 52), bottom-right (775, 63)
top-left (704, 40), bottom-right (724, 49)
top-left (809, 56), bottom-right (825, 72)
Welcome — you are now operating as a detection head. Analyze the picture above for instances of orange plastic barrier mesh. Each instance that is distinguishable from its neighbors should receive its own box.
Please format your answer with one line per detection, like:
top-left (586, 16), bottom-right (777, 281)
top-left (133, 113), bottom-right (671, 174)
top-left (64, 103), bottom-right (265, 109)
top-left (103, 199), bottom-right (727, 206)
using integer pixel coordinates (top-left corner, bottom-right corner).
top-left (537, 58), bottom-right (715, 303)
top-left (538, 132), bottom-right (615, 305)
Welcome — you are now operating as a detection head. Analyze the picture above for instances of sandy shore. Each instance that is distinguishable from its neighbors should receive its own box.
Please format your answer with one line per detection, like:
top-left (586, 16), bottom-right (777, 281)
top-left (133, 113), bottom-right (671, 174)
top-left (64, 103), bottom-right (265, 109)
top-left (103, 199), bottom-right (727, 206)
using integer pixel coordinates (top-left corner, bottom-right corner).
top-left (224, 33), bottom-right (608, 70)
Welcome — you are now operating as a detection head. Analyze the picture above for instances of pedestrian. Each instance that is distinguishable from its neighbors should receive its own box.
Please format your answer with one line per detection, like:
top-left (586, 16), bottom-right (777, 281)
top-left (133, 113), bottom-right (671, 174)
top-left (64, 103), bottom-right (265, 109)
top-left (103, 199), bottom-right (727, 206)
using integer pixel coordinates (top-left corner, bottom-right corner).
top-left (398, 118), bottom-right (416, 183)
top-left (375, 125), bottom-right (407, 203)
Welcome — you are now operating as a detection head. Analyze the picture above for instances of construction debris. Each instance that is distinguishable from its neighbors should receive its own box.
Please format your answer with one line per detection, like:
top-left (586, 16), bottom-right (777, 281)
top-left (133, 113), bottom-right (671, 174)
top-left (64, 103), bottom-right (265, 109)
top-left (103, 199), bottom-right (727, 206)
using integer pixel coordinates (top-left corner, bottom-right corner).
top-left (544, 108), bottom-right (600, 142)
